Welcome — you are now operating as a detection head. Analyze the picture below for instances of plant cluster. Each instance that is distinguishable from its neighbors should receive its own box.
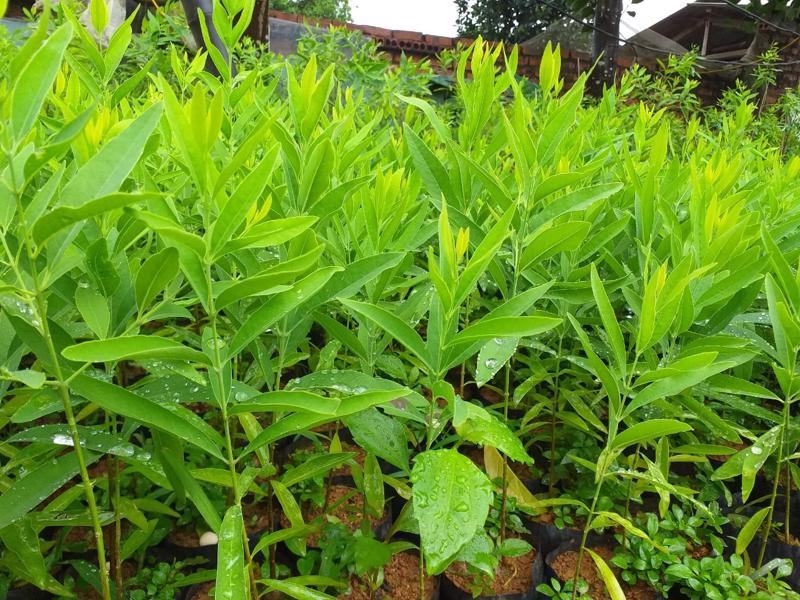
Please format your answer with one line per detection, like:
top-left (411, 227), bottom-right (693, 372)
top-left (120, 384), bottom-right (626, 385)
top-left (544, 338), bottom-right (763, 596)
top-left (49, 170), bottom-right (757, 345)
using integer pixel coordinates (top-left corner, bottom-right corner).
top-left (1, 3), bottom-right (800, 600)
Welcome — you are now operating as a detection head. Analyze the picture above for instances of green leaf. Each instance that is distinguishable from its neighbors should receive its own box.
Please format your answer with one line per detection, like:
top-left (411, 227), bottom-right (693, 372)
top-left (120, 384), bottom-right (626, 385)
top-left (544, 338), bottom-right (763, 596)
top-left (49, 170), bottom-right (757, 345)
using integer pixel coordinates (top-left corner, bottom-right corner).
top-left (301, 253), bottom-right (405, 315)
top-left (498, 537), bottom-right (532, 558)
top-left (625, 356), bottom-right (735, 417)
top-left (228, 267), bottom-right (341, 357)
top-left (240, 390), bottom-right (408, 458)
top-left (280, 453), bottom-right (355, 487)
top-left (210, 144), bottom-right (280, 254)
top-left (60, 103), bottom-right (163, 206)
top-left (215, 248), bottom-right (322, 310)
top-left (403, 124), bottom-right (455, 204)
top-left (135, 247), bottom-right (180, 312)
top-left (712, 427), bottom-right (780, 502)
top-left (0, 451), bottom-right (97, 530)
top-left (156, 440), bottom-right (222, 533)
top-left (530, 183), bottom-right (622, 230)
top-left (229, 390), bottom-right (340, 415)
top-left (297, 138), bottom-right (334, 212)
top-left (0, 519), bottom-right (72, 595)
top-left (519, 221), bottom-right (591, 269)
top-left (537, 77), bottom-right (585, 164)
top-left (452, 398), bottom-right (531, 464)
top-left (62, 336), bottom-right (210, 365)
top-left (261, 579), bottom-right (338, 600)
top-left (346, 408), bottom-right (410, 472)
top-left (0, 368), bottom-right (46, 389)
top-left (217, 216), bottom-right (317, 257)
top-left (610, 419), bottom-right (692, 451)
top-left (448, 316), bottom-right (561, 346)
top-left (10, 22), bottom-right (73, 142)
top-left (455, 531), bottom-right (497, 577)
top-left (363, 453), bottom-right (384, 517)
top-left (341, 299), bottom-right (431, 371)
top-left (272, 480), bottom-right (305, 533)
top-left (736, 506), bottom-right (770, 556)
top-left (70, 375), bottom-right (225, 460)
top-left (89, 0), bottom-right (109, 36)
top-left (452, 204), bottom-right (515, 308)
top-left (411, 449), bottom-right (493, 574)
top-left (475, 337), bottom-right (518, 387)
top-left (32, 192), bottom-right (159, 246)
top-left (590, 264), bottom-right (627, 377)
top-left (252, 527), bottom-right (318, 561)
top-left (216, 505), bottom-right (249, 600)
top-left (8, 424), bottom-right (145, 459)
top-left (75, 286), bottom-right (109, 339)
top-left (586, 548), bottom-right (625, 600)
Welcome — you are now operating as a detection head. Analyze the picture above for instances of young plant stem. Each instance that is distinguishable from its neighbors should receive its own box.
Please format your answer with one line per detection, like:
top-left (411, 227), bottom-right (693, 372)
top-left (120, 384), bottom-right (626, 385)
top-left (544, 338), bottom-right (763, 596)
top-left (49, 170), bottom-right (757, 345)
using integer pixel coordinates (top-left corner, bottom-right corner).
top-left (10, 179), bottom-right (112, 600)
top-left (757, 391), bottom-right (793, 567)
top-left (621, 444), bottom-right (642, 549)
top-left (267, 334), bottom-right (287, 579)
top-left (207, 286), bottom-right (259, 599)
top-left (323, 421), bottom-right (340, 512)
top-left (572, 475), bottom-right (604, 600)
top-left (549, 334), bottom-right (565, 496)
top-left (500, 360), bottom-right (512, 542)
top-left (459, 290), bottom-right (472, 398)
top-left (38, 300), bottom-right (113, 600)
top-left (785, 462), bottom-right (792, 542)
top-left (419, 548), bottom-right (425, 600)
top-left (110, 413), bottom-right (123, 599)
top-left (426, 379), bottom-right (438, 451)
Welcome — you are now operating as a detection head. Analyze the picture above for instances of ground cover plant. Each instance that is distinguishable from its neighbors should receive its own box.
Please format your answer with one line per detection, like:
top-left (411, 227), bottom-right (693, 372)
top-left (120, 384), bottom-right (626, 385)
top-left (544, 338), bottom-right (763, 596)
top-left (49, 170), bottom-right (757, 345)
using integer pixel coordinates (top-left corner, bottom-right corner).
top-left (1, 2), bottom-right (800, 600)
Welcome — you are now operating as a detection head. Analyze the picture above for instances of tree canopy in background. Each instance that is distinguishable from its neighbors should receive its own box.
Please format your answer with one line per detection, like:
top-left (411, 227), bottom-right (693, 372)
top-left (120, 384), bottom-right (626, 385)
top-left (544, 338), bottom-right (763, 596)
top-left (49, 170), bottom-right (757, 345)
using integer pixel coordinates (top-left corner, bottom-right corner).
top-left (454, 0), bottom-right (567, 43)
top-left (271, 0), bottom-right (351, 21)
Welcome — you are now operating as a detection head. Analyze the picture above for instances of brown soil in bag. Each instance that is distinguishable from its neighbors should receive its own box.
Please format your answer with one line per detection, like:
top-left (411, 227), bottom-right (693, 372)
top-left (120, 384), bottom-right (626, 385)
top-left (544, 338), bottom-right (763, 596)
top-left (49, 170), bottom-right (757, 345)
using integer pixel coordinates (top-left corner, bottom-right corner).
top-left (446, 549), bottom-right (536, 596)
top-left (549, 547), bottom-right (655, 600)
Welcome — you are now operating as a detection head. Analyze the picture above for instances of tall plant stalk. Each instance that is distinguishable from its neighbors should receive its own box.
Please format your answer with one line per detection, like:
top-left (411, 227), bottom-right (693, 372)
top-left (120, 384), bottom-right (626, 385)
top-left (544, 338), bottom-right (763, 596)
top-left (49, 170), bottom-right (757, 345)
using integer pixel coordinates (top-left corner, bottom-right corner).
top-left (757, 390), bottom-right (795, 568)
top-left (5, 160), bottom-right (112, 600)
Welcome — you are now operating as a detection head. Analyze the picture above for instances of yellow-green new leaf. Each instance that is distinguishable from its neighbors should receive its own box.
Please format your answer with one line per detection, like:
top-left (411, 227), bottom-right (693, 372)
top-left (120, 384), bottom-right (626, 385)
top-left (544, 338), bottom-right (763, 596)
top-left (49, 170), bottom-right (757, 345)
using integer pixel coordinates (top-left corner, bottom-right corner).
top-left (586, 548), bottom-right (626, 600)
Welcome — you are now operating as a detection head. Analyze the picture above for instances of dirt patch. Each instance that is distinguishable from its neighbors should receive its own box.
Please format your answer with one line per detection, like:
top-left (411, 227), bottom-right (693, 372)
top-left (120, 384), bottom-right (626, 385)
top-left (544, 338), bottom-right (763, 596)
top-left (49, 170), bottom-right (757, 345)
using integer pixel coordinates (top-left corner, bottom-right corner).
top-left (550, 547), bottom-right (655, 600)
top-left (447, 549), bottom-right (535, 596)
top-left (778, 531), bottom-right (800, 546)
top-left (383, 552), bottom-right (436, 600)
top-left (188, 581), bottom-right (214, 600)
top-left (340, 552), bottom-right (436, 600)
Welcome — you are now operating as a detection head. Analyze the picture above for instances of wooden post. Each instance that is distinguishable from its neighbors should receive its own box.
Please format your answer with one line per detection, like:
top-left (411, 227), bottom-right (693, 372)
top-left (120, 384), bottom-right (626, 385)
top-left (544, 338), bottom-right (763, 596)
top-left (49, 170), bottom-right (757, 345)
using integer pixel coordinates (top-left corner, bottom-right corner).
top-left (246, 0), bottom-right (269, 48)
top-left (589, 0), bottom-right (623, 97)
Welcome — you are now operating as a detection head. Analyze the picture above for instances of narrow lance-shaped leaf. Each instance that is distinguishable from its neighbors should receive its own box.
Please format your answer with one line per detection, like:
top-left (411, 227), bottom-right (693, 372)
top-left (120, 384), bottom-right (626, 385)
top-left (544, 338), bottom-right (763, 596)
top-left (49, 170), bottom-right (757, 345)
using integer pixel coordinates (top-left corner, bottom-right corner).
top-left (135, 247), bottom-right (180, 312)
top-left (60, 102), bottom-right (164, 206)
top-left (227, 266), bottom-right (342, 358)
top-left (341, 298), bottom-right (432, 372)
top-left (0, 451), bottom-right (98, 530)
top-left (228, 390), bottom-right (340, 415)
top-left (586, 549), bottom-right (625, 600)
top-left (215, 505), bottom-right (249, 600)
top-left (736, 506), bottom-right (771, 556)
top-left (63, 336), bottom-right (210, 365)
top-left (10, 22), bottom-right (73, 142)
top-left (475, 336), bottom-right (518, 387)
top-left (32, 192), bottom-right (161, 246)
top-left (610, 419), bottom-right (692, 451)
top-left (590, 264), bottom-right (627, 378)
top-left (70, 375), bottom-right (225, 460)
